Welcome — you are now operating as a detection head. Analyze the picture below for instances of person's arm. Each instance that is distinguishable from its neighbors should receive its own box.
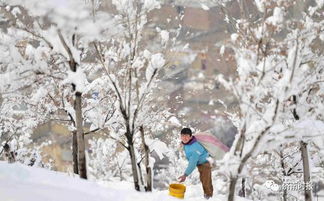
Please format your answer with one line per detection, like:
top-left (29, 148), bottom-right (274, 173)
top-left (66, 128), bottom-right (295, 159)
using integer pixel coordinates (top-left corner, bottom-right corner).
top-left (184, 150), bottom-right (200, 176)
top-left (178, 151), bottom-right (200, 182)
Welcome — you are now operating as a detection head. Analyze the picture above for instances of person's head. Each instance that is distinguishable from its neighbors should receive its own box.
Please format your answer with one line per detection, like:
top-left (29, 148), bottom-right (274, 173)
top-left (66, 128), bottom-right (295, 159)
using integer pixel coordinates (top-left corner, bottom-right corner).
top-left (180, 127), bottom-right (192, 144)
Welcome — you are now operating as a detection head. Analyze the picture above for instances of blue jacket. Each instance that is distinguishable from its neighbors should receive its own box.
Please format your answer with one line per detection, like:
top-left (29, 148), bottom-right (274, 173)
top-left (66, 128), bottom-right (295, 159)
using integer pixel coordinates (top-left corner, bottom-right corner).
top-left (183, 136), bottom-right (209, 176)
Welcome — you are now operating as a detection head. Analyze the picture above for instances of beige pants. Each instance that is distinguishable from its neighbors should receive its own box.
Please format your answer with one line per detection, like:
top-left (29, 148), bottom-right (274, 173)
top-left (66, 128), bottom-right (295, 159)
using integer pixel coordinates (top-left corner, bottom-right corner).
top-left (197, 162), bottom-right (213, 198)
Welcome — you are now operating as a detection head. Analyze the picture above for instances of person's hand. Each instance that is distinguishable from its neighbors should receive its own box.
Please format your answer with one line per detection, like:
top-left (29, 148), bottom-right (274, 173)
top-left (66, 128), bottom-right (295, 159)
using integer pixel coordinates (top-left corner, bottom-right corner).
top-left (178, 175), bottom-right (187, 182)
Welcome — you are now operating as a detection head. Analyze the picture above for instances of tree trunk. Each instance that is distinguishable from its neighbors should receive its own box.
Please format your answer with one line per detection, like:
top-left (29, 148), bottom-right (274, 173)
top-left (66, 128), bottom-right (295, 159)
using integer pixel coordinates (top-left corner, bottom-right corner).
top-left (228, 176), bottom-right (238, 201)
top-left (239, 178), bottom-right (246, 197)
top-left (140, 126), bottom-right (152, 191)
top-left (137, 161), bottom-right (145, 187)
top-left (72, 130), bottom-right (78, 174)
top-left (279, 149), bottom-right (287, 201)
top-left (128, 142), bottom-right (140, 191)
top-left (75, 92), bottom-right (87, 179)
top-left (279, 148), bottom-right (287, 201)
top-left (59, 31), bottom-right (85, 177)
top-left (145, 166), bottom-right (152, 192)
top-left (283, 188), bottom-right (288, 201)
top-left (3, 143), bottom-right (16, 163)
top-left (300, 141), bottom-right (312, 201)
top-left (227, 128), bottom-right (245, 201)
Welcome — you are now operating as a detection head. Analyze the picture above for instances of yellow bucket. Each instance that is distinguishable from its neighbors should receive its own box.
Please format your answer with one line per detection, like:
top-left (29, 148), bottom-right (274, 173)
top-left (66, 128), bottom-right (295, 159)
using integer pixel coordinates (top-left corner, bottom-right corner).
top-left (169, 183), bottom-right (186, 199)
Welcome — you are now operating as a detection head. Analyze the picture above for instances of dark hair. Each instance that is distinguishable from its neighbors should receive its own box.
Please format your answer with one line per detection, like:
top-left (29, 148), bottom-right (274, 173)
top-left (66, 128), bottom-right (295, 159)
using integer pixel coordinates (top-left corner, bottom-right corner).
top-left (181, 128), bottom-right (192, 136)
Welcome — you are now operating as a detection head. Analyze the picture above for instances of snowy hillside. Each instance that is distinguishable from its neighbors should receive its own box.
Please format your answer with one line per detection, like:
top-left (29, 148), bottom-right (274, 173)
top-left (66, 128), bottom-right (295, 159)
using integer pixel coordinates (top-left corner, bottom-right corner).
top-left (0, 162), bottom-right (252, 201)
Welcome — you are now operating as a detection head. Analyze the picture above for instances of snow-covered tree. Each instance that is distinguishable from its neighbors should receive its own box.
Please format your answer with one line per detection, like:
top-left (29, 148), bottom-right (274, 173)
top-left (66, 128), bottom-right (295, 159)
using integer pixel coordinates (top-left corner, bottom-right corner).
top-left (1, 0), bottom-right (179, 190)
top-left (0, 22), bottom-right (51, 167)
top-left (90, 0), bottom-right (179, 191)
top-left (211, 0), bottom-right (324, 200)
top-left (0, 0), bottom-right (122, 178)
top-left (88, 137), bottom-right (132, 181)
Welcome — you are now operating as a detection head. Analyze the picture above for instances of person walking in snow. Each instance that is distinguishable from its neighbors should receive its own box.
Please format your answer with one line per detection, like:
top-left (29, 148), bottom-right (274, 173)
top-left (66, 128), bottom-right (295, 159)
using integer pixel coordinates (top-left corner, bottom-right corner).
top-left (178, 127), bottom-right (213, 199)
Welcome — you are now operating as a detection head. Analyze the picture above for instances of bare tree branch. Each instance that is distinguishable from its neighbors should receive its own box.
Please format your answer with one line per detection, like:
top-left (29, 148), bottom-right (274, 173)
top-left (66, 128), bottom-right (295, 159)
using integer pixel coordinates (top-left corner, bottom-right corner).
top-left (84, 128), bottom-right (100, 135)
top-left (84, 108), bottom-right (116, 135)
top-left (289, 34), bottom-right (299, 84)
top-left (93, 42), bottom-right (125, 113)
top-left (57, 30), bottom-right (77, 72)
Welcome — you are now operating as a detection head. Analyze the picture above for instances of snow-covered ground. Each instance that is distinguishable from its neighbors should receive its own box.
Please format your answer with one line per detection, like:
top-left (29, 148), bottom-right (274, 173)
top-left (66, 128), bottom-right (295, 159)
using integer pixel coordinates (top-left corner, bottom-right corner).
top-left (0, 161), bottom-right (251, 201)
